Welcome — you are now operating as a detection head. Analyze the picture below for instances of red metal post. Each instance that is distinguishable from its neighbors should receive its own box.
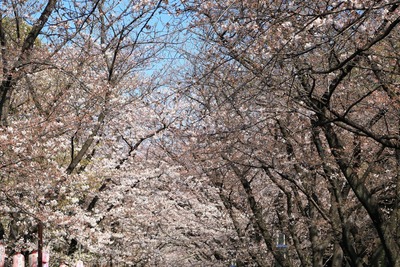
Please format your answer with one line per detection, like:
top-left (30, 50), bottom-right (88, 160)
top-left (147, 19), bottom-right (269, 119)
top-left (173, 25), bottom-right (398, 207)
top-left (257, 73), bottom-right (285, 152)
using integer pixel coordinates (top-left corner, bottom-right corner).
top-left (38, 222), bottom-right (43, 267)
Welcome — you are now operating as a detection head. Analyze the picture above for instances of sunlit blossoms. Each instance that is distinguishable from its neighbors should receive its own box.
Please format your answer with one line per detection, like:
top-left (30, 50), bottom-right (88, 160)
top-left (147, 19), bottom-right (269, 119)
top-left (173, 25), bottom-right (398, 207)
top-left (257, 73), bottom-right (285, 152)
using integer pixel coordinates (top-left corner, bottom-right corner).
top-left (1, 0), bottom-right (400, 266)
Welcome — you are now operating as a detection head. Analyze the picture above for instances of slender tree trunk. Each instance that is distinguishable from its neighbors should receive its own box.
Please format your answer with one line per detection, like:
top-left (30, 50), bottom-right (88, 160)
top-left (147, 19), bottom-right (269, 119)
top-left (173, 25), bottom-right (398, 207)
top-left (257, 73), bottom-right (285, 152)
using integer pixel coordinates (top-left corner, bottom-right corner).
top-left (320, 110), bottom-right (400, 266)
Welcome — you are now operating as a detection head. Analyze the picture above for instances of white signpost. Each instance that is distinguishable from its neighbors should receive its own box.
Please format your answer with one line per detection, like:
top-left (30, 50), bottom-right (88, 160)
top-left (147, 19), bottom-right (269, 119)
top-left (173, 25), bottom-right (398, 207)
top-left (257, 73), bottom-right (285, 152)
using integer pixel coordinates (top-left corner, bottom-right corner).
top-left (12, 252), bottom-right (25, 267)
top-left (29, 250), bottom-right (49, 267)
top-left (0, 243), bottom-right (5, 267)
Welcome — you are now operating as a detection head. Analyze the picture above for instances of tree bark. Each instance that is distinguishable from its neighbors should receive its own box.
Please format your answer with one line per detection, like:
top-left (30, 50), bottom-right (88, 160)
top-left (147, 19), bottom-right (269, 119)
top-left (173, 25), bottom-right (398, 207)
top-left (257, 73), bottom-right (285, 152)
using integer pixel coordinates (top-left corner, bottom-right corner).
top-left (0, 0), bottom-right (57, 126)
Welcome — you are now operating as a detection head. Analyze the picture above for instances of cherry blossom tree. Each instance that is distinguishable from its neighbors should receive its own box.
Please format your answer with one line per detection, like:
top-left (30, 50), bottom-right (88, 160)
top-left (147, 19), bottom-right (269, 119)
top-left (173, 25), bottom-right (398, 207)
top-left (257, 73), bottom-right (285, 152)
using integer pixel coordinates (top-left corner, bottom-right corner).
top-left (0, 0), bottom-right (217, 265)
top-left (2, 0), bottom-right (400, 266)
top-left (177, 0), bottom-right (400, 266)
